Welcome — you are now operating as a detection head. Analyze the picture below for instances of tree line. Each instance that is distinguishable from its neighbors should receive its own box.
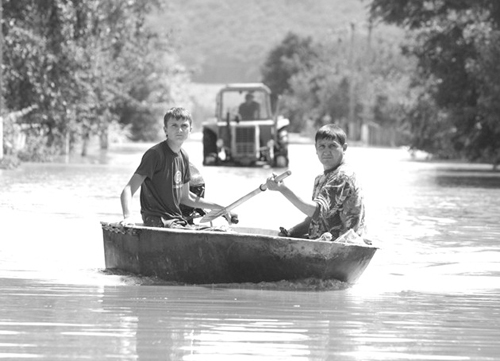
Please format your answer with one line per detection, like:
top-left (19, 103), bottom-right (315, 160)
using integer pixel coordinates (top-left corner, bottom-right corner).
top-left (261, 0), bottom-right (500, 167)
top-left (1, 0), bottom-right (189, 162)
top-left (2, 0), bottom-right (499, 168)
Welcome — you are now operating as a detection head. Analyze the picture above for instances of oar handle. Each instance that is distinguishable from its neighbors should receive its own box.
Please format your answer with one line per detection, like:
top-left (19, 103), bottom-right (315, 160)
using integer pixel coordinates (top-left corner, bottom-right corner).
top-left (259, 170), bottom-right (291, 191)
top-left (200, 170), bottom-right (292, 223)
top-left (225, 171), bottom-right (291, 208)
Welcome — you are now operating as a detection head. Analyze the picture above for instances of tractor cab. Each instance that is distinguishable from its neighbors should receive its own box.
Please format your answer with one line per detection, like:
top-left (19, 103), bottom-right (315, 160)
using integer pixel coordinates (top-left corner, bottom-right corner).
top-left (202, 83), bottom-right (289, 167)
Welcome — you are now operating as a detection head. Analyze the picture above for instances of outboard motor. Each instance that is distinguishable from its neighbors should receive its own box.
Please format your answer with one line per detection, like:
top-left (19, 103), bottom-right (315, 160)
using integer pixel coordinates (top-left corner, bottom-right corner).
top-left (180, 163), bottom-right (206, 224)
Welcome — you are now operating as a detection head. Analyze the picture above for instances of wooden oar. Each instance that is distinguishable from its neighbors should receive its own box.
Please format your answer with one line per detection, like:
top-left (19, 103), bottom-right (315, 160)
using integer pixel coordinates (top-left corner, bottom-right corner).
top-left (200, 170), bottom-right (292, 223)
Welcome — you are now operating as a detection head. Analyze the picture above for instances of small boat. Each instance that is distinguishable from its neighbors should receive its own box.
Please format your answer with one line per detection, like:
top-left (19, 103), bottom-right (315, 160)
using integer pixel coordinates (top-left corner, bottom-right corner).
top-left (101, 222), bottom-right (378, 285)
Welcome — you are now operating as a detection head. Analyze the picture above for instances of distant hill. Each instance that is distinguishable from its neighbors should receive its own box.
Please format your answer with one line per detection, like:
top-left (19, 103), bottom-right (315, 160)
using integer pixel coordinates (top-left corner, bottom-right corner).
top-left (148, 0), bottom-right (396, 83)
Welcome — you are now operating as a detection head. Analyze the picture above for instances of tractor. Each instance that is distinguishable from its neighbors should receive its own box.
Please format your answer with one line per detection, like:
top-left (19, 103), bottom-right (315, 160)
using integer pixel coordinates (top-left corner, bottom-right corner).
top-left (201, 83), bottom-right (289, 167)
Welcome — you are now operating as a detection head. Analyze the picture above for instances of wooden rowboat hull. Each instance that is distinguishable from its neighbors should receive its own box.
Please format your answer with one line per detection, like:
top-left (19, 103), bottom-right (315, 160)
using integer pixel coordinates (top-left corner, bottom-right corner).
top-left (101, 222), bottom-right (377, 285)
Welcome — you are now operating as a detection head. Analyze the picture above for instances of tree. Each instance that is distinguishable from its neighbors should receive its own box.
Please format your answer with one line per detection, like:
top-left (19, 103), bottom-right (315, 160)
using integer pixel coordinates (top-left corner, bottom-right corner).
top-left (261, 27), bottom-right (413, 136)
top-left (2, 0), bottom-right (184, 160)
top-left (260, 32), bottom-right (319, 132)
top-left (261, 32), bottom-right (318, 96)
top-left (370, 0), bottom-right (500, 166)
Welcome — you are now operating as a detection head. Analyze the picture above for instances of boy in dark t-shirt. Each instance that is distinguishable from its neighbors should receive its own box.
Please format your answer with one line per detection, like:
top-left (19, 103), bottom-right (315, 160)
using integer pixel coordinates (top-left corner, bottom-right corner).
top-left (120, 107), bottom-right (226, 227)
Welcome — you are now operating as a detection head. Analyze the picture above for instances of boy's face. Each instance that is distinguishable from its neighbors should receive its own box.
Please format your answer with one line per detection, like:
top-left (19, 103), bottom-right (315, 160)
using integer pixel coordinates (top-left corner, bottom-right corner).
top-left (315, 137), bottom-right (347, 170)
top-left (164, 117), bottom-right (191, 144)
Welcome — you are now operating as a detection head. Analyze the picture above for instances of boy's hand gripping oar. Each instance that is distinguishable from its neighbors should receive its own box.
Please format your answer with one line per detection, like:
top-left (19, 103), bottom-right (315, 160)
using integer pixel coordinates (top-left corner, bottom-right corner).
top-left (200, 170), bottom-right (292, 223)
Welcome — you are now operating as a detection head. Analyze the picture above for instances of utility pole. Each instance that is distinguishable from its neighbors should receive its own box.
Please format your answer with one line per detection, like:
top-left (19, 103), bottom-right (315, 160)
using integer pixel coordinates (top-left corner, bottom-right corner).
top-left (0, 0), bottom-right (3, 160)
top-left (361, 19), bottom-right (373, 145)
top-left (347, 22), bottom-right (357, 141)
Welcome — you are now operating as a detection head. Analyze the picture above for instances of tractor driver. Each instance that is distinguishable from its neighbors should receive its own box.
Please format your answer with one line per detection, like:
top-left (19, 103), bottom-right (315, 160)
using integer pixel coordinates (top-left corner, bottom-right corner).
top-left (238, 92), bottom-right (260, 120)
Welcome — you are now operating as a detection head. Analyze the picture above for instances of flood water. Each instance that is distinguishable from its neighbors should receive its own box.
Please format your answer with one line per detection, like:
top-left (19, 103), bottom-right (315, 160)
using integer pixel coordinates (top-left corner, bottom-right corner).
top-left (1, 135), bottom-right (499, 360)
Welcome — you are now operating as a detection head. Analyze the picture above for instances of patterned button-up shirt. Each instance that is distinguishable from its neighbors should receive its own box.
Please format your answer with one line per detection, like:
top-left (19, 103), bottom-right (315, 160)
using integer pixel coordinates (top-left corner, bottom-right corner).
top-left (309, 161), bottom-right (365, 239)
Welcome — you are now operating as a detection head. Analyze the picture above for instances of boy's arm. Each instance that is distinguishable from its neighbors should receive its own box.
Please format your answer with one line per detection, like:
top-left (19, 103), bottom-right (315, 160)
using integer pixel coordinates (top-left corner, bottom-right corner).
top-left (279, 217), bottom-right (311, 237)
top-left (265, 176), bottom-right (318, 217)
top-left (120, 173), bottom-right (146, 224)
top-left (288, 217), bottom-right (311, 237)
top-left (180, 183), bottom-right (224, 211)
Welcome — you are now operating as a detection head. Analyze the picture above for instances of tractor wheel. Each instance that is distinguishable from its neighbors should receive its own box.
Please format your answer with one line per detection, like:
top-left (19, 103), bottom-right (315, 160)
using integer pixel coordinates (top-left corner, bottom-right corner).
top-left (203, 129), bottom-right (218, 166)
top-left (274, 154), bottom-right (289, 168)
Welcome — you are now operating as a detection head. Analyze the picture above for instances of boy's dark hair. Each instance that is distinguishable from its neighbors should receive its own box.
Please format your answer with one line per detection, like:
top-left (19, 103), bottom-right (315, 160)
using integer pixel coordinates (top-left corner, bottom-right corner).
top-left (315, 124), bottom-right (346, 145)
top-left (163, 107), bottom-right (192, 127)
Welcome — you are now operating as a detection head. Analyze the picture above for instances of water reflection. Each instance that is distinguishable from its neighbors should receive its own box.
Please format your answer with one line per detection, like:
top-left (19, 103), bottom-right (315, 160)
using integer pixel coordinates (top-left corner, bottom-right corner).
top-left (4, 282), bottom-right (490, 360)
top-left (434, 168), bottom-right (500, 188)
top-left (1, 139), bottom-right (500, 359)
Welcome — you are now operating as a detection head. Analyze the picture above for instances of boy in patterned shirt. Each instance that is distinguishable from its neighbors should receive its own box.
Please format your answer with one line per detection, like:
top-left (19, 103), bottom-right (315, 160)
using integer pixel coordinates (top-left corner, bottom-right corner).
top-left (265, 124), bottom-right (365, 240)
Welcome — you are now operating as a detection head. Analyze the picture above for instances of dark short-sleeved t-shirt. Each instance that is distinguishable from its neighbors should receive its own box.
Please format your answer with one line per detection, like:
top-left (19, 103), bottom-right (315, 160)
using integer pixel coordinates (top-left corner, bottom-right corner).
top-left (135, 141), bottom-right (191, 220)
top-left (239, 101), bottom-right (260, 120)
